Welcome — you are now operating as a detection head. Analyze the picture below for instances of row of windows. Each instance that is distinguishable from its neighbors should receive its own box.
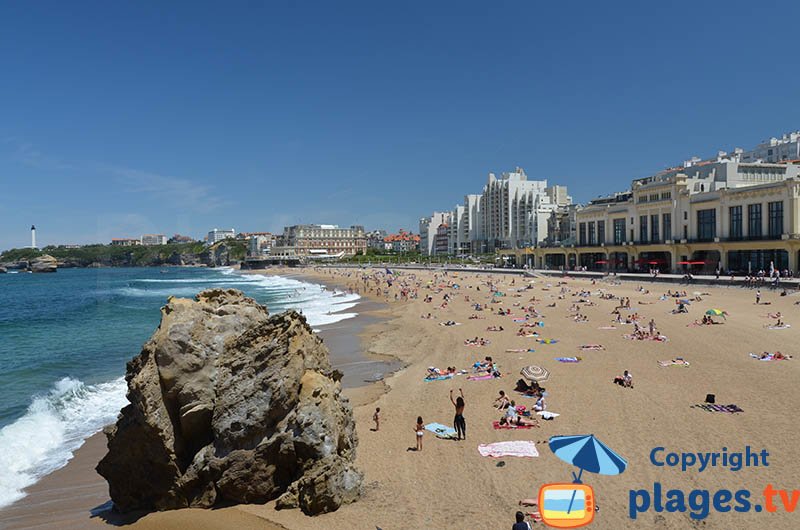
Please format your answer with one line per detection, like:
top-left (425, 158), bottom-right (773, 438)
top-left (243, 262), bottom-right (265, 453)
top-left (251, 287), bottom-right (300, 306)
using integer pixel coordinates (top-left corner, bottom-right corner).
top-left (577, 201), bottom-right (784, 245)
top-left (638, 191), bottom-right (672, 204)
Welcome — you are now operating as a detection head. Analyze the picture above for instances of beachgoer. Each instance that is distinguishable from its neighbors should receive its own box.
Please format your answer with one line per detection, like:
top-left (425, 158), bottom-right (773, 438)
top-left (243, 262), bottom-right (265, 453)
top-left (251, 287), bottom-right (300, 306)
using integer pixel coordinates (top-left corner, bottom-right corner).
top-left (513, 511), bottom-right (532, 530)
top-left (756, 290), bottom-right (761, 305)
top-left (623, 370), bottom-right (633, 388)
top-left (494, 390), bottom-right (510, 409)
top-left (450, 388), bottom-right (466, 440)
top-left (533, 394), bottom-right (546, 412)
top-left (373, 407), bottom-right (380, 431)
top-left (414, 416), bottom-right (424, 451)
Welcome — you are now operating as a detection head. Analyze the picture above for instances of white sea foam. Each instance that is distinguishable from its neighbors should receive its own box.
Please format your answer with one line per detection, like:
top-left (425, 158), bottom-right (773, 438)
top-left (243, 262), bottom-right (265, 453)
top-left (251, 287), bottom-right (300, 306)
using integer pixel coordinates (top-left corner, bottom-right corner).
top-left (124, 272), bottom-right (361, 327)
top-left (0, 377), bottom-right (128, 509)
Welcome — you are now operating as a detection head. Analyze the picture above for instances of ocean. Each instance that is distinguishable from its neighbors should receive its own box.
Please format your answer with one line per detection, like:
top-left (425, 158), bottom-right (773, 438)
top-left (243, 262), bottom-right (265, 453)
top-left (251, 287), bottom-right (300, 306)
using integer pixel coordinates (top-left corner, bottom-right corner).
top-left (0, 266), bottom-right (360, 509)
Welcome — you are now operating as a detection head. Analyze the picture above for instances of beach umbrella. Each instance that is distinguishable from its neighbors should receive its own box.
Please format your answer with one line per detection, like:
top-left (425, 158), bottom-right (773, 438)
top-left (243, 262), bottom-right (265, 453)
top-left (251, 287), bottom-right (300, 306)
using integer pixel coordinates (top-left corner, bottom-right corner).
top-left (549, 434), bottom-right (628, 478)
top-left (520, 365), bottom-right (549, 382)
top-left (677, 299), bottom-right (691, 305)
top-left (705, 309), bottom-right (727, 318)
top-left (549, 434), bottom-right (628, 514)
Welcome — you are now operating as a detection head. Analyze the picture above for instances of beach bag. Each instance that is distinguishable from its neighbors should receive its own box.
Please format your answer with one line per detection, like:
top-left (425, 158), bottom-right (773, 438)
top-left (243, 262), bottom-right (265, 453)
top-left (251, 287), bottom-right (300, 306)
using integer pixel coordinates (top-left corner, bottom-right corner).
top-left (705, 394), bottom-right (715, 404)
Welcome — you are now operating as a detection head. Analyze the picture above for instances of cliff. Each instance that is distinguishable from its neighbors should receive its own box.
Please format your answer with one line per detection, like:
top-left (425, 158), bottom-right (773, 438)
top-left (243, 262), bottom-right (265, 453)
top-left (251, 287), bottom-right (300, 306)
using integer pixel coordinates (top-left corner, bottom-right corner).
top-left (96, 289), bottom-right (362, 515)
top-left (0, 241), bottom-right (247, 269)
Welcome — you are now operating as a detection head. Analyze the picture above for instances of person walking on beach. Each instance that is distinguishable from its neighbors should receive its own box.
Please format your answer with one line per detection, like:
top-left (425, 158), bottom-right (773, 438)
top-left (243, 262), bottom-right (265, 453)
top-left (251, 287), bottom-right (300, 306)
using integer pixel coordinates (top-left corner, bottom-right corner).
top-left (414, 416), bottom-right (424, 451)
top-left (756, 289), bottom-right (761, 305)
top-left (450, 388), bottom-right (466, 440)
top-left (373, 407), bottom-right (381, 431)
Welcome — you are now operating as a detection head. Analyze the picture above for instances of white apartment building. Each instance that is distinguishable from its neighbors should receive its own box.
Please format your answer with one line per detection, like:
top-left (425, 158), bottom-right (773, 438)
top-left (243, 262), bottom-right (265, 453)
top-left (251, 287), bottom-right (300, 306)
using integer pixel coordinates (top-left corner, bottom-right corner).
top-left (141, 234), bottom-right (167, 246)
top-left (419, 212), bottom-right (451, 256)
top-left (420, 168), bottom-right (573, 256)
top-left (207, 228), bottom-right (236, 244)
top-left (740, 131), bottom-right (800, 163)
top-left (473, 169), bottom-right (571, 252)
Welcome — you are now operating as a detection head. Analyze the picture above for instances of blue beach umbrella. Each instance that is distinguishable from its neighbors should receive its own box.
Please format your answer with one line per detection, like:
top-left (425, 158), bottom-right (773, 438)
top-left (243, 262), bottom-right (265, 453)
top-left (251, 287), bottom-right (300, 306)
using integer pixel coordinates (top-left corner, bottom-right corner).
top-left (549, 434), bottom-right (628, 514)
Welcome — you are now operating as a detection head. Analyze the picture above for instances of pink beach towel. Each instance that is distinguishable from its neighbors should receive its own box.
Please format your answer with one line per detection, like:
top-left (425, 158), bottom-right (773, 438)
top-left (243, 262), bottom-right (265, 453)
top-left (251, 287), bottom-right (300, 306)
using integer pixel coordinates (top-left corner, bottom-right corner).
top-left (478, 441), bottom-right (539, 458)
top-left (467, 374), bottom-right (495, 381)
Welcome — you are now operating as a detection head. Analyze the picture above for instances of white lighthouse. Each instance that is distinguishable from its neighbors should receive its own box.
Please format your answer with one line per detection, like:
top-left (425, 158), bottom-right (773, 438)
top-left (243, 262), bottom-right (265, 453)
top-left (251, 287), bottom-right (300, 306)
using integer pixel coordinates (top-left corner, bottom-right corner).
top-left (31, 225), bottom-right (37, 249)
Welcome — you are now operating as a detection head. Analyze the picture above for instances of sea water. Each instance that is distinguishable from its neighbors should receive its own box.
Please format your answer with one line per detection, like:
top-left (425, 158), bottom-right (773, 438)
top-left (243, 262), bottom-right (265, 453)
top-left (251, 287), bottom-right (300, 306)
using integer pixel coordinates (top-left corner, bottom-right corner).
top-left (0, 266), bottom-right (359, 509)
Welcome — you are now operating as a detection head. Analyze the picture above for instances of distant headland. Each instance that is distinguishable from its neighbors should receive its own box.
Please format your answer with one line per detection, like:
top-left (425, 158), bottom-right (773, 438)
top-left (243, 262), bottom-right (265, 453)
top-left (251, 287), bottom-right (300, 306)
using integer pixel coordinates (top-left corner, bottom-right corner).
top-left (0, 240), bottom-right (248, 271)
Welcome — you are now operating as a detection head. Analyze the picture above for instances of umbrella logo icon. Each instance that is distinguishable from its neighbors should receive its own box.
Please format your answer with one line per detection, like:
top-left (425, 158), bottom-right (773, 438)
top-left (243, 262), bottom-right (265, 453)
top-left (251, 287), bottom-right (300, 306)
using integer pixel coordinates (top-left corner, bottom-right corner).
top-left (538, 435), bottom-right (628, 528)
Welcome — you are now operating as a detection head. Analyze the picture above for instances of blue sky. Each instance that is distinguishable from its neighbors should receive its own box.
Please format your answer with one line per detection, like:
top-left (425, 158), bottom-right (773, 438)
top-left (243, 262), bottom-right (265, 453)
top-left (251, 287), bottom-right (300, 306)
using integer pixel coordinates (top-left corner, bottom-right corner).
top-left (1, 1), bottom-right (799, 249)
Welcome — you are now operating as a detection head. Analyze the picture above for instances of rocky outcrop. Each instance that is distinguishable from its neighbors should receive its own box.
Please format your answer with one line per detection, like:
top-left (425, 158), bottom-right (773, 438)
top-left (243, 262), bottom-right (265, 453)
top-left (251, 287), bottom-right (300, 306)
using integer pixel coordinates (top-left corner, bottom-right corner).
top-left (96, 289), bottom-right (362, 515)
top-left (29, 254), bottom-right (57, 273)
top-left (0, 266), bottom-right (6, 273)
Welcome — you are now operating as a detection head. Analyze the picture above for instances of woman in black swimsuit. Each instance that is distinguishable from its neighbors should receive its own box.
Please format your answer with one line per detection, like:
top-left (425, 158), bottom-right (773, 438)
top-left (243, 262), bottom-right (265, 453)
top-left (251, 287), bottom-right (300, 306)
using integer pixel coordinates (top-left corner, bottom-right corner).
top-left (450, 388), bottom-right (466, 440)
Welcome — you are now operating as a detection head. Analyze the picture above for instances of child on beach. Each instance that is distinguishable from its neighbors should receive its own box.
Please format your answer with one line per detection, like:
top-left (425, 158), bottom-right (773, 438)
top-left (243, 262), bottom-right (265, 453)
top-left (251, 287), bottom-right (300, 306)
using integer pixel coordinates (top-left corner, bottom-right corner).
top-left (373, 407), bottom-right (380, 431)
top-left (414, 416), bottom-right (424, 451)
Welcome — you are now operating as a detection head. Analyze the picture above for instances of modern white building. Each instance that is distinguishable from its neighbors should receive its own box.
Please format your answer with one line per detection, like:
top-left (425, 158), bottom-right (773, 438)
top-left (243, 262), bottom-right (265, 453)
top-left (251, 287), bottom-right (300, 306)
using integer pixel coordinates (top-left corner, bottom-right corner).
top-left (141, 234), bottom-right (167, 246)
top-left (419, 212), bottom-right (452, 256)
top-left (740, 131), bottom-right (800, 163)
top-left (420, 168), bottom-right (573, 255)
top-left (207, 228), bottom-right (236, 245)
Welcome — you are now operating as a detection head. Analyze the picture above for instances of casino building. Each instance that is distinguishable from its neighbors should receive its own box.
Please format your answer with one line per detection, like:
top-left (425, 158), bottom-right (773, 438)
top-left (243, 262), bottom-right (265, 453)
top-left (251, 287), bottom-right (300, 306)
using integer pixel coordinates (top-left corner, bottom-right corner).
top-left (502, 150), bottom-right (800, 274)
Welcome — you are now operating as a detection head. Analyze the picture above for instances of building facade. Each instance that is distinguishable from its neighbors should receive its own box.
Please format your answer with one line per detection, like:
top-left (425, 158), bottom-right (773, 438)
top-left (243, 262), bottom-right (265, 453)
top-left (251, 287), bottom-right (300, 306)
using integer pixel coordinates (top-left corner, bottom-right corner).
top-left (419, 212), bottom-right (451, 256)
top-left (420, 168), bottom-right (572, 256)
top-left (110, 238), bottom-right (141, 246)
top-left (740, 131), bottom-right (800, 163)
top-left (502, 157), bottom-right (800, 273)
top-left (384, 230), bottom-right (420, 252)
top-left (207, 228), bottom-right (236, 244)
top-left (278, 224), bottom-right (366, 257)
top-left (141, 234), bottom-right (167, 246)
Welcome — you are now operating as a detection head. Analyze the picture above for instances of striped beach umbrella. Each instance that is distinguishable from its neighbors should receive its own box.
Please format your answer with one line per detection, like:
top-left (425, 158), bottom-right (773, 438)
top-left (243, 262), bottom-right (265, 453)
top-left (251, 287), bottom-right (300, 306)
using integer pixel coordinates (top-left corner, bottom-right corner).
top-left (549, 434), bottom-right (628, 514)
top-left (520, 365), bottom-right (549, 382)
top-left (549, 434), bottom-right (628, 477)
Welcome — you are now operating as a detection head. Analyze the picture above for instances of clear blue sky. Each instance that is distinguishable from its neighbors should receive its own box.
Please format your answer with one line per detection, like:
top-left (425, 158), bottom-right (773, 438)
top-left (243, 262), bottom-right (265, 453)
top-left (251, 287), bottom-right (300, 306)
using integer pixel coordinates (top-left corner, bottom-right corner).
top-left (2, 1), bottom-right (799, 249)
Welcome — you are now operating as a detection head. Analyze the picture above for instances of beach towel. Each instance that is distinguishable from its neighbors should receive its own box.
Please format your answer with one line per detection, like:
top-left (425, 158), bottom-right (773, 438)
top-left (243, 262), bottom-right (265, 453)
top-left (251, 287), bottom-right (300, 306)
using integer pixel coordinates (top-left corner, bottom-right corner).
top-left (536, 338), bottom-right (558, 344)
top-left (767, 324), bottom-right (791, 330)
top-left (478, 440), bottom-right (539, 458)
top-left (598, 326), bottom-right (617, 330)
top-left (659, 358), bottom-right (689, 367)
top-left (513, 318), bottom-right (528, 323)
top-left (467, 373), bottom-right (495, 381)
top-left (424, 374), bottom-right (454, 381)
top-left (425, 422), bottom-right (458, 439)
top-left (492, 420), bottom-right (535, 430)
top-left (691, 404), bottom-right (743, 414)
top-left (506, 348), bottom-right (535, 353)
top-left (555, 357), bottom-right (581, 363)
top-left (536, 411), bottom-right (560, 420)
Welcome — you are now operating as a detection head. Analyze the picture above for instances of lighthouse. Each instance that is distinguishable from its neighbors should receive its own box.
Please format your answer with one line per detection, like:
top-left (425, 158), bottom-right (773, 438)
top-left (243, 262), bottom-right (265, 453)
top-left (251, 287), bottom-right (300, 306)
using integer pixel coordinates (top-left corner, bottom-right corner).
top-left (31, 225), bottom-right (37, 249)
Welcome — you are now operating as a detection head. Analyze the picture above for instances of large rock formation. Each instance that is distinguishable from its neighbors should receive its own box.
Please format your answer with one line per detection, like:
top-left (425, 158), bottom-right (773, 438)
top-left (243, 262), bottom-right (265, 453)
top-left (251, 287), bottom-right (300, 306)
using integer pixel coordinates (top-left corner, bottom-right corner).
top-left (97, 289), bottom-right (362, 514)
top-left (29, 254), bottom-right (57, 273)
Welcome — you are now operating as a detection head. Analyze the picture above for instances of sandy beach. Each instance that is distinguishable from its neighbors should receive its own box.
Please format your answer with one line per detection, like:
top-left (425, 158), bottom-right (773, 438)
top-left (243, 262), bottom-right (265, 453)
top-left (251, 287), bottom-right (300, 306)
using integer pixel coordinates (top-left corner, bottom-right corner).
top-left (4, 266), bottom-right (800, 529)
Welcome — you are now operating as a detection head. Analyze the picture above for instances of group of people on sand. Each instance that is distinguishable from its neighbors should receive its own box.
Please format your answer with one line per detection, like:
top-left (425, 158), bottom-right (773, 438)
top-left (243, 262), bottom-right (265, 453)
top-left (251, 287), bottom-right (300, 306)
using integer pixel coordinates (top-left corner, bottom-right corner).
top-left (693, 314), bottom-right (721, 326)
top-left (464, 336), bottom-right (490, 346)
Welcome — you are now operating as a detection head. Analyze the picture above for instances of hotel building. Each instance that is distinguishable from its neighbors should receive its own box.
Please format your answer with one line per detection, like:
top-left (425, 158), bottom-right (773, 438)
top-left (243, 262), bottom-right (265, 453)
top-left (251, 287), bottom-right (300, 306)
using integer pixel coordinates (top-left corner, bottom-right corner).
top-left (277, 224), bottom-right (366, 257)
top-left (207, 228), bottom-right (236, 244)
